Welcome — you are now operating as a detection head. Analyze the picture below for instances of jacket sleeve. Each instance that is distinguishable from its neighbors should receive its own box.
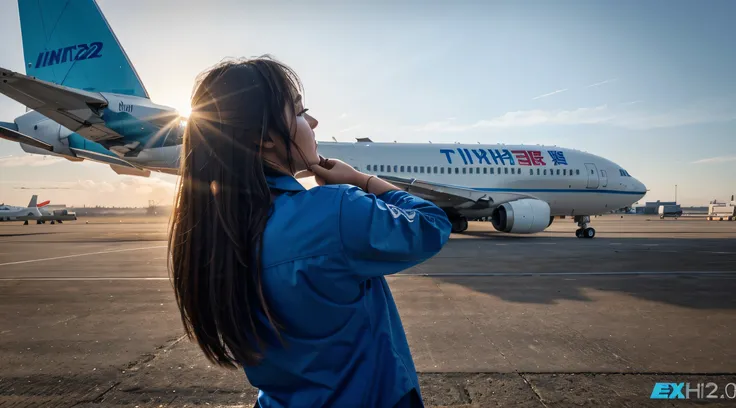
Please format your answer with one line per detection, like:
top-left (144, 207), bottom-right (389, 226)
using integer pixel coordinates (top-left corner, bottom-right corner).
top-left (338, 187), bottom-right (452, 279)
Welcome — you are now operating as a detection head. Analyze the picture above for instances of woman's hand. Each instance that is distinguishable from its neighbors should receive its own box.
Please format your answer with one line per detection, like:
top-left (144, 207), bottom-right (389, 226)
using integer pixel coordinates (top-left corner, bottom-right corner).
top-left (309, 156), bottom-right (368, 187)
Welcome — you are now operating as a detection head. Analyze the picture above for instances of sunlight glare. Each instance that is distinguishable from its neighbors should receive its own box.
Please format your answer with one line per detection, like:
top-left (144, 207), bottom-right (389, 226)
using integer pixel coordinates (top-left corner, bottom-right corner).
top-left (177, 104), bottom-right (192, 118)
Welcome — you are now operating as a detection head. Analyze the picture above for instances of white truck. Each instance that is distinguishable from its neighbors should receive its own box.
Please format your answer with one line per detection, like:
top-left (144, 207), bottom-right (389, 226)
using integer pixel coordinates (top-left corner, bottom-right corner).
top-left (658, 204), bottom-right (682, 219)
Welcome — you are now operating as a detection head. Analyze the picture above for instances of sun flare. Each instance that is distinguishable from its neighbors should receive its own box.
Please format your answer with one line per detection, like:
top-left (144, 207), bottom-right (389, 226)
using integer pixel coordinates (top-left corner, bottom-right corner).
top-left (177, 104), bottom-right (192, 119)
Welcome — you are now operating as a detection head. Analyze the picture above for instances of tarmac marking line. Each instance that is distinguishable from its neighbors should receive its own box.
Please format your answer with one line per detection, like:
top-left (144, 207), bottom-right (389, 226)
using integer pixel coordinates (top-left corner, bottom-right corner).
top-left (398, 271), bottom-right (735, 277)
top-left (2, 271), bottom-right (734, 281)
top-left (0, 246), bottom-right (167, 267)
top-left (0, 277), bottom-right (170, 281)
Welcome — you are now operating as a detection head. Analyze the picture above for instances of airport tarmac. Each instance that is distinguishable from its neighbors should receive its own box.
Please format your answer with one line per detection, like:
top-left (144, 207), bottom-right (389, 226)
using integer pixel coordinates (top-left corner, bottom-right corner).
top-left (1, 214), bottom-right (735, 407)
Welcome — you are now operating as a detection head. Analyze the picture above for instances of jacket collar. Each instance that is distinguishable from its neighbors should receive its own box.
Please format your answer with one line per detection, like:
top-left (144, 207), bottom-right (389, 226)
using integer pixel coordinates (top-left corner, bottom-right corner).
top-left (266, 173), bottom-right (306, 193)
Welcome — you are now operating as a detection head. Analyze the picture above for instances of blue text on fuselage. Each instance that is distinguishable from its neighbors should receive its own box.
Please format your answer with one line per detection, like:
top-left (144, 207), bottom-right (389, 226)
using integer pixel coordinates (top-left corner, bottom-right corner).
top-left (34, 42), bottom-right (104, 68)
top-left (440, 148), bottom-right (568, 166)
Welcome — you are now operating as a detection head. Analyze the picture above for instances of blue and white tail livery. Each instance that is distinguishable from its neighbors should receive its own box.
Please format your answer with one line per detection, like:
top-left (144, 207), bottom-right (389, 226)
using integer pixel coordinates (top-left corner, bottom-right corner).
top-left (1, 0), bottom-right (182, 177)
top-left (0, 0), bottom-right (647, 238)
top-left (19, 0), bottom-right (149, 98)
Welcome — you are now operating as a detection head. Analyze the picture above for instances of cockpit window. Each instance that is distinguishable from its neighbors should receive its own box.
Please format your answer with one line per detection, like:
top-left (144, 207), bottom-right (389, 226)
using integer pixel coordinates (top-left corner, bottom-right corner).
top-left (619, 169), bottom-right (631, 177)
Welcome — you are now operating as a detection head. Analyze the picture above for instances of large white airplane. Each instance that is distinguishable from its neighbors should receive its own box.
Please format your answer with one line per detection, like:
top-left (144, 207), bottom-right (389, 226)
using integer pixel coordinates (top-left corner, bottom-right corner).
top-left (0, 0), bottom-right (647, 238)
top-left (317, 141), bottom-right (646, 238)
top-left (0, 195), bottom-right (46, 222)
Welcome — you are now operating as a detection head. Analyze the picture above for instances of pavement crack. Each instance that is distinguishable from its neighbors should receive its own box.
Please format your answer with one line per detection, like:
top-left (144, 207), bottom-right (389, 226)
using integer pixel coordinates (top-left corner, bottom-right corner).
top-left (70, 381), bottom-right (120, 406)
top-left (122, 334), bottom-right (187, 373)
top-left (91, 381), bottom-right (120, 403)
top-left (518, 373), bottom-right (549, 408)
top-left (69, 334), bottom-right (187, 406)
top-left (461, 384), bottom-right (472, 404)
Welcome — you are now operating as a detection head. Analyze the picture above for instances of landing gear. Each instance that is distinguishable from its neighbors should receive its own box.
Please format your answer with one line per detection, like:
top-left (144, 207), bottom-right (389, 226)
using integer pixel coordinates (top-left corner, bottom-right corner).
top-left (451, 216), bottom-right (468, 233)
top-left (574, 215), bottom-right (596, 239)
top-left (575, 228), bottom-right (595, 238)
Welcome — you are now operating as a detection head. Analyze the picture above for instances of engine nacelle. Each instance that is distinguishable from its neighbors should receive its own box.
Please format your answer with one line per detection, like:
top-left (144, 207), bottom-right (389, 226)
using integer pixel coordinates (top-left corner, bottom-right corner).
top-left (491, 199), bottom-right (552, 234)
top-left (15, 111), bottom-right (74, 158)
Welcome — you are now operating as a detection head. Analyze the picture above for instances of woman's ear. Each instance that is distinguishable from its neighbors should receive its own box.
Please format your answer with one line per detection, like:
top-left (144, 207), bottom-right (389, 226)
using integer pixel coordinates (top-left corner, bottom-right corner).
top-left (262, 139), bottom-right (276, 149)
top-left (261, 132), bottom-right (276, 150)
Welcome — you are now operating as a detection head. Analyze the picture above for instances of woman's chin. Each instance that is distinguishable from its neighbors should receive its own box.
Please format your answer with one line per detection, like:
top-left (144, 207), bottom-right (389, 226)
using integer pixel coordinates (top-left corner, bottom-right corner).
top-left (307, 157), bottom-right (322, 168)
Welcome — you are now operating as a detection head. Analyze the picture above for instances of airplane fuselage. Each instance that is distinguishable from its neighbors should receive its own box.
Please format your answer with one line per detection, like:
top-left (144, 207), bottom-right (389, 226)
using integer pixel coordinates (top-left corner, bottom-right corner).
top-left (12, 92), bottom-right (183, 174)
top-left (316, 142), bottom-right (647, 218)
top-left (0, 204), bottom-right (42, 221)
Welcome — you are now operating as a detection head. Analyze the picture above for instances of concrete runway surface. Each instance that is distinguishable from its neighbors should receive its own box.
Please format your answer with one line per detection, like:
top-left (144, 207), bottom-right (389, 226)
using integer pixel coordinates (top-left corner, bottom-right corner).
top-left (1, 214), bottom-right (735, 407)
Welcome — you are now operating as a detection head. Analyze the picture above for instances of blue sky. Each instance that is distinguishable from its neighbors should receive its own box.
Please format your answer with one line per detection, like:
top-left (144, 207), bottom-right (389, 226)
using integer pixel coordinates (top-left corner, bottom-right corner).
top-left (1, 0), bottom-right (734, 207)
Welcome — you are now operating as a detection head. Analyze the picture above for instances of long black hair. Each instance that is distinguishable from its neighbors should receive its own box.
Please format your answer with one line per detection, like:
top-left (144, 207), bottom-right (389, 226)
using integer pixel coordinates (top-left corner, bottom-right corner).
top-left (168, 56), bottom-right (304, 368)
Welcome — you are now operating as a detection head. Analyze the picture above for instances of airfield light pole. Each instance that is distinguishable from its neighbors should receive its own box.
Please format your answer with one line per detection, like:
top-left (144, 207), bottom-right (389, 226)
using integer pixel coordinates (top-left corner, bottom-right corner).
top-left (675, 184), bottom-right (678, 203)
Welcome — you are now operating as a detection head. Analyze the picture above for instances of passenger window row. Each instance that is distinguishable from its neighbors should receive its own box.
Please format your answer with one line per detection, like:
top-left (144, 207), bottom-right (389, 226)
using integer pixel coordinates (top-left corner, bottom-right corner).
top-left (364, 164), bottom-right (581, 177)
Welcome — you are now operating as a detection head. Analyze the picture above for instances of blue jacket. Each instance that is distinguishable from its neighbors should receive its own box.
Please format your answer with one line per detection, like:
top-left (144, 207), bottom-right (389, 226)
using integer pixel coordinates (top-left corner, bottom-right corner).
top-left (245, 173), bottom-right (452, 408)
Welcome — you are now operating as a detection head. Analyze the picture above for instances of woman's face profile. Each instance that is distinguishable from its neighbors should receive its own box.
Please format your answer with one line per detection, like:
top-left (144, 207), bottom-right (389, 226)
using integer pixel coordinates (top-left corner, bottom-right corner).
top-left (285, 93), bottom-right (320, 172)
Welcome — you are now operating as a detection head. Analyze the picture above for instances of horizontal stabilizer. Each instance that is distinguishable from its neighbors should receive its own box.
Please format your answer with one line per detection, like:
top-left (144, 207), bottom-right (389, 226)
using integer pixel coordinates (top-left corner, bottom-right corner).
top-left (356, 137), bottom-right (373, 143)
top-left (0, 67), bottom-right (122, 142)
top-left (69, 147), bottom-right (137, 168)
top-left (110, 164), bottom-right (151, 177)
top-left (0, 124), bottom-right (53, 151)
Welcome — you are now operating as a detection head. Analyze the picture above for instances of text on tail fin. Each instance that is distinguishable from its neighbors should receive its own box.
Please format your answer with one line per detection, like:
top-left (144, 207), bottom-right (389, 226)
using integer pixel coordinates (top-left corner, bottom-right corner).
top-left (18, 0), bottom-right (149, 98)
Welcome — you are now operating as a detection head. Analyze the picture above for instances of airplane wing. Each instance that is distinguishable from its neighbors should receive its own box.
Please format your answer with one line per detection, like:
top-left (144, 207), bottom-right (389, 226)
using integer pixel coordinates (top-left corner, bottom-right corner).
top-left (378, 175), bottom-right (533, 211)
top-left (69, 147), bottom-right (138, 169)
top-left (0, 123), bottom-right (53, 151)
top-left (0, 67), bottom-right (122, 142)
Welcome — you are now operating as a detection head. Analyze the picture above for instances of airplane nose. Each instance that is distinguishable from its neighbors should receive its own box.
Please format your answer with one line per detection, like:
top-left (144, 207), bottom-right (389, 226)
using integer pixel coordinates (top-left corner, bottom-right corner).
top-left (633, 177), bottom-right (647, 197)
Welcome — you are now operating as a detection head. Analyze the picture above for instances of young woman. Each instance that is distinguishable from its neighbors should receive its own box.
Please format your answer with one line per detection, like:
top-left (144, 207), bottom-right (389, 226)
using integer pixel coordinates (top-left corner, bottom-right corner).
top-left (168, 56), bottom-right (451, 408)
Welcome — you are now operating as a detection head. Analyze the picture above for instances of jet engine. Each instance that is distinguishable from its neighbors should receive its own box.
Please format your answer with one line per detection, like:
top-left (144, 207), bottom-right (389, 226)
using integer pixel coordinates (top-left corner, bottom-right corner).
top-left (491, 199), bottom-right (552, 234)
top-left (14, 112), bottom-right (75, 158)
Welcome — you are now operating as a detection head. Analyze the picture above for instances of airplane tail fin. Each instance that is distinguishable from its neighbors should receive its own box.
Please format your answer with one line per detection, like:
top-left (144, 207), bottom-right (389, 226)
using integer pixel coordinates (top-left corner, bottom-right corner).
top-left (18, 0), bottom-right (149, 98)
top-left (27, 195), bottom-right (38, 208)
